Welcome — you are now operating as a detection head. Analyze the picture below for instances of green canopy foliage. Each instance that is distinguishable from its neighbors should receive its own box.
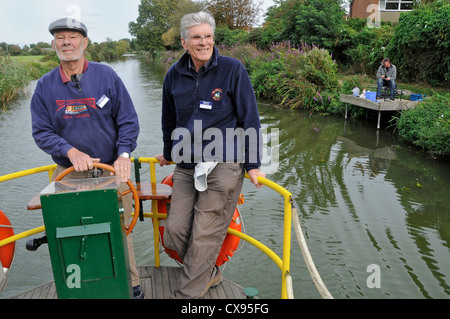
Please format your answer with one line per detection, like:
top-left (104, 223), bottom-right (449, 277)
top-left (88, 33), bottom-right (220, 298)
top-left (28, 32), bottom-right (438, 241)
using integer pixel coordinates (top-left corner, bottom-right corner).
top-left (129, 0), bottom-right (182, 53)
top-left (387, 0), bottom-right (450, 86)
top-left (261, 0), bottom-right (344, 50)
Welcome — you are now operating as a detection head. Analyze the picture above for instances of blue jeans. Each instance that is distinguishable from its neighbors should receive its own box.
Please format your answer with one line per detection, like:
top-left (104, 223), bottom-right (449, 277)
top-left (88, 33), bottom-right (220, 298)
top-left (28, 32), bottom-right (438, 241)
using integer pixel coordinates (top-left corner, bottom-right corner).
top-left (377, 78), bottom-right (397, 98)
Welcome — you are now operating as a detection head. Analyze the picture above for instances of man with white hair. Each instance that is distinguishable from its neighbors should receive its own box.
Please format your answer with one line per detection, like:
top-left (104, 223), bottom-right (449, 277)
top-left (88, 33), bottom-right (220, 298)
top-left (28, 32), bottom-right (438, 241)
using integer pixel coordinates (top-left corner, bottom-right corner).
top-left (156, 11), bottom-right (265, 299)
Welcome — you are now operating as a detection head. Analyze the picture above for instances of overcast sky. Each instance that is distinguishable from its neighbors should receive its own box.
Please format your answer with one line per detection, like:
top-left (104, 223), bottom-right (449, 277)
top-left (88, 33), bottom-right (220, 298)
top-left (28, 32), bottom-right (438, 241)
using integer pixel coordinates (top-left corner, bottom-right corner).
top-left (0, 0), bottom-right (275, 47)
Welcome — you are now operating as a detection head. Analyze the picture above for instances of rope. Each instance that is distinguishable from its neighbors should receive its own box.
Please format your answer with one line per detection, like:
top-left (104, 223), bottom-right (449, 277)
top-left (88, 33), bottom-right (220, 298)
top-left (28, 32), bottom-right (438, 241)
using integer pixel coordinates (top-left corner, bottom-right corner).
top-left (292, 207), bottom-right (333, 299)
top-left (285, 274), bottom-right (294, 299)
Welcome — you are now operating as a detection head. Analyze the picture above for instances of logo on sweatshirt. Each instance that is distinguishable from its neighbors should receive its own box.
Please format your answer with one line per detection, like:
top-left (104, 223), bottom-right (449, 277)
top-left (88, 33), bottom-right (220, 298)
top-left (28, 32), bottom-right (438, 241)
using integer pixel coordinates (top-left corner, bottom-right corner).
top-left (56, 98), bottom-right (97, 119)
top-left (66, 104), bottom-right (88, 115)
top-left (211, 88), bottom-right (223, 101)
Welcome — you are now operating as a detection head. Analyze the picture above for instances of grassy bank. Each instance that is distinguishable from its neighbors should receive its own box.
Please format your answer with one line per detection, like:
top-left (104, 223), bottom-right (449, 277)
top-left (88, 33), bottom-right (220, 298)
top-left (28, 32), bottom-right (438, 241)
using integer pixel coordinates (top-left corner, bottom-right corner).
top-left (12, 55), bottom-right (59, 79)
top-left (0, 55), bottom-right (58, 109)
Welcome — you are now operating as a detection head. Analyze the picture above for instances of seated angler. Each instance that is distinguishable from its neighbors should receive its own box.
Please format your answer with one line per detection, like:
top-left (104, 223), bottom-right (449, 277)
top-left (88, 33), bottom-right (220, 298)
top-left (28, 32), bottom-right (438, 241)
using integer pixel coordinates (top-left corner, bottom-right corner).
top-left (376, 58), bottom-right (397, 100)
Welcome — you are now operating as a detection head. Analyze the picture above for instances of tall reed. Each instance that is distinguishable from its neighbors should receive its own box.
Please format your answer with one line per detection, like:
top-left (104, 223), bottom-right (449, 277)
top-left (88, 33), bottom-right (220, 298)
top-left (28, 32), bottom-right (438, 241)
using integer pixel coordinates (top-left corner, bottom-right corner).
top-left (0, 56), bottom-right (31, 108)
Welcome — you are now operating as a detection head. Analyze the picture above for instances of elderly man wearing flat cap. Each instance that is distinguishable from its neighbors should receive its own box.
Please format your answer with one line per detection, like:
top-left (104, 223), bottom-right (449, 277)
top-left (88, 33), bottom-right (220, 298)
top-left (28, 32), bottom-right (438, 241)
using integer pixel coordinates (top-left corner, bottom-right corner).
top-left (30, 18), bottom-right (143, 298)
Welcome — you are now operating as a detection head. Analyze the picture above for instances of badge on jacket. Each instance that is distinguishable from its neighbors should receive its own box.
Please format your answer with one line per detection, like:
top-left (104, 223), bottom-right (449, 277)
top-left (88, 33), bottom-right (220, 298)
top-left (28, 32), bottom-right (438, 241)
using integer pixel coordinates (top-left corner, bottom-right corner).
top-left (211, 88), bottom-right (223, 101)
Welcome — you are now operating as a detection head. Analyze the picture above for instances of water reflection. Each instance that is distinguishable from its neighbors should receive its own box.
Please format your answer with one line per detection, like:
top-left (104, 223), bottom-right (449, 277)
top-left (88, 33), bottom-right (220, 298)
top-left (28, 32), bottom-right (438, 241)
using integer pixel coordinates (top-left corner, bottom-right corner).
top-left (257, 101), bottom-right (450, 298)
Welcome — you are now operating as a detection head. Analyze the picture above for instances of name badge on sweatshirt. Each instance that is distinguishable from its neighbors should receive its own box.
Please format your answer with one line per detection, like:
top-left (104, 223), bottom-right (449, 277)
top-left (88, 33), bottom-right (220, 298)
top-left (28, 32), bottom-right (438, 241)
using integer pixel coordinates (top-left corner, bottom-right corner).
top-left (96, 95), bottom-right (110, 109)
top-left (200, 101), bottom-right (212, 110)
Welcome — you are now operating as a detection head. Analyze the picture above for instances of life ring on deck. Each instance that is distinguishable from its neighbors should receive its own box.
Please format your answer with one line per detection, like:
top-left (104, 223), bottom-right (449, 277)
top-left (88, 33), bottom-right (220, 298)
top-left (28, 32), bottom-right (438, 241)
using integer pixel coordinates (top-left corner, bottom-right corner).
top-left (156, 174), bottom-right (242, 267)
top-left (0, 209), bottom-right (15, 272)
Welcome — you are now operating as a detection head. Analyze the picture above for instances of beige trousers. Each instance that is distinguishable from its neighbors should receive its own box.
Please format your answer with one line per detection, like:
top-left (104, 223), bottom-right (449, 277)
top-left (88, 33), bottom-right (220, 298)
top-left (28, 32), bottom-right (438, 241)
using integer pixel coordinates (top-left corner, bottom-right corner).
top-left (166, 163), bottom-right (245, 299)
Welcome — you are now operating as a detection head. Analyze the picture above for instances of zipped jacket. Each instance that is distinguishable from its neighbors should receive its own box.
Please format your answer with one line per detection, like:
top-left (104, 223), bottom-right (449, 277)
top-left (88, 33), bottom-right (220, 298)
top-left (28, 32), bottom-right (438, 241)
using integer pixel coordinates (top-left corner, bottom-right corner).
top-left (377, 64), bottom-right (397, 81)
top-left (161, 47), bottom-right (262, 172)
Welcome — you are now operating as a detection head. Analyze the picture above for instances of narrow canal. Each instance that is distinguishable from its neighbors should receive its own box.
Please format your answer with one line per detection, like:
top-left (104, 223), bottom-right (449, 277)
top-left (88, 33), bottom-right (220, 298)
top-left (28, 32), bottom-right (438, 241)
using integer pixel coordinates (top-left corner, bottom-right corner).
top-left (1, 55), bottom-right (449, 299)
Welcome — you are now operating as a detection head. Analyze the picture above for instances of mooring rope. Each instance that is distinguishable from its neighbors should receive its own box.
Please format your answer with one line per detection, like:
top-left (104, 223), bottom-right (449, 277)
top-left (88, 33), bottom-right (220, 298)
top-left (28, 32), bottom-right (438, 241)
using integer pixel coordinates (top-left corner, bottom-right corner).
top-left (292, 207), bottom-right (333, 299)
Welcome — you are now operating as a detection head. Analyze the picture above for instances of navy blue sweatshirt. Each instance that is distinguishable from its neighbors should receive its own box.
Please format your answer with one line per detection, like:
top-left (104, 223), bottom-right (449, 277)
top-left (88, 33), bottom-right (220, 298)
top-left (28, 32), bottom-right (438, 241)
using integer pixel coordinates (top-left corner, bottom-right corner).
top-left (31, 60), bottom-right (139, 167)
top-left (162, 47), bottom-right (262, 172)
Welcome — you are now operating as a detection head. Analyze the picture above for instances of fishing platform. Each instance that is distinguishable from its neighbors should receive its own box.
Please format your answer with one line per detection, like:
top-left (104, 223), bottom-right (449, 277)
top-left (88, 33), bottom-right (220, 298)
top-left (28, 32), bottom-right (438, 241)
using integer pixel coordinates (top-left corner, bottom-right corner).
top-left (340, 94), bottom-right (423, 129)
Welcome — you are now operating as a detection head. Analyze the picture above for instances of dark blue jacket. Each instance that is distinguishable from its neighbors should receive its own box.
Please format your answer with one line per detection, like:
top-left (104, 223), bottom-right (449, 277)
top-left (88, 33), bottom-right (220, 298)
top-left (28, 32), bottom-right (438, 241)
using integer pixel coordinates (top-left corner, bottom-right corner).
top-left (31, 61), bottom-right (139, 167)
top-left (162, 47), bottom-right (262, 172)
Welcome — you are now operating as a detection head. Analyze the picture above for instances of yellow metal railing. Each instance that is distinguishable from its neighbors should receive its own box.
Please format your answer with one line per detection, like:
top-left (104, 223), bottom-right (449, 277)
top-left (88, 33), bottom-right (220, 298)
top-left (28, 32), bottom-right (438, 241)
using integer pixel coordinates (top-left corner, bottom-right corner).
top-left (0, 158), bottom-right (294, 299)
top-left (0, 165), bottom-right (56, 184)
top-left (133, 157), bottom-right (294, 299)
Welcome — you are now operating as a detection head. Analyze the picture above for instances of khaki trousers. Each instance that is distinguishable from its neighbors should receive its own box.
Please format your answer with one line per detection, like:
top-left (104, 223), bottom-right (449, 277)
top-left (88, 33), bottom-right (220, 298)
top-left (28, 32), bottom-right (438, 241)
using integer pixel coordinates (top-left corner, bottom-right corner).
top-left (166, 163), bottom-right (245, 299)
top-left (51, 165), bottom-right (140, 287)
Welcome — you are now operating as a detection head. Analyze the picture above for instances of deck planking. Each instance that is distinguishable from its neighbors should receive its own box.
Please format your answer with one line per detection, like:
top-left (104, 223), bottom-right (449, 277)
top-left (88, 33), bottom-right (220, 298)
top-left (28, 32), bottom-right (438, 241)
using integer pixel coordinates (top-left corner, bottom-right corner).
top-left (11, 266), bottom-right (247, 299)
top-left (339, 94), bottom-right (423, 129)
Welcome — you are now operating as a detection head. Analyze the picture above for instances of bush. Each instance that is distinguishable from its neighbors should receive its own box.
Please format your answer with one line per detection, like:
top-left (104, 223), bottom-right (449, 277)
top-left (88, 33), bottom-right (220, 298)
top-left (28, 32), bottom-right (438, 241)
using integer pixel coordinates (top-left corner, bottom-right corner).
top-left (386, 1), bottom-right (450, 86)
top-left (217, 43), bottom-right (263, 70)
top-left (334, 21), bottom-right (394, 75)
top-left (261, 0), bottom-right (344, 51)
top-left (248, 42), bottom-right (339, 112)
top-left (215, 26), bottom-right (249, 46)
top-left (395, 94), bottom-right (450, 156)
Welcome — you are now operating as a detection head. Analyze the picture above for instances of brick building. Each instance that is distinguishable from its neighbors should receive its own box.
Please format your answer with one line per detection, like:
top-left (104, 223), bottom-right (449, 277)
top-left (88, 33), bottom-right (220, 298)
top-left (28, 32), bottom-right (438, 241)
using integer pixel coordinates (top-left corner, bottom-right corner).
top-left (349, 0), bottom-right (413, 23)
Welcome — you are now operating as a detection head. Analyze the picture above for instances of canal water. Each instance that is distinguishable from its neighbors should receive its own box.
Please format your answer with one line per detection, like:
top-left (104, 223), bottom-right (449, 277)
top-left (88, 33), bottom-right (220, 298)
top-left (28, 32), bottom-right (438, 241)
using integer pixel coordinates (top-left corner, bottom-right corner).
top-left (1, 55), bottom-right (449, 299)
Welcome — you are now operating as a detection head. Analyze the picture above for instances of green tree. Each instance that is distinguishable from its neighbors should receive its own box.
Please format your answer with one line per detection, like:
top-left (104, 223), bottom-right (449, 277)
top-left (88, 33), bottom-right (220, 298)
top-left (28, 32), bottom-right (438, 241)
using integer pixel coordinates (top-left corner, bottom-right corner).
top-left (7, 44), bottom-right (21, 56)
top-left (207, 0), bottom-right (263, 30)
top-left (262, 0), bottom-right (344, 50)
top-left (100, 39), bottom-right (119, 61)
top-left (215, 25), bottom-right (249, 45)
top-left (129, 0), bottom-right (180, 53)
top-left (294, 0), bottom-right (344, 50)
top-left (116, 39), bottom-right (131, 56)
top-left (30, 42), bottom-right (53, 56)
top-left (261, 0), bottom-right (308, 47)
top-left (161, 0), bottom-right (206, 49)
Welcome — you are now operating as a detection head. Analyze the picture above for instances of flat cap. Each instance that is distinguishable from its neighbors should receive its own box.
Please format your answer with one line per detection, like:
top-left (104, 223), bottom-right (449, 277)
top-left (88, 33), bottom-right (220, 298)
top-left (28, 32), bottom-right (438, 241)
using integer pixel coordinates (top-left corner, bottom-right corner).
top-left (49, 18), bottom-right (88, 37)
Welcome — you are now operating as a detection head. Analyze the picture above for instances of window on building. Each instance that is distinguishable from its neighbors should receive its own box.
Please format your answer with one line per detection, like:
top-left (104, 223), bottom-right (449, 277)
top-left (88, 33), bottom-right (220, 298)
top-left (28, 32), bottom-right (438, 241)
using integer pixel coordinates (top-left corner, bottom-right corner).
top-left (380, 0), bottom-right (413, 11)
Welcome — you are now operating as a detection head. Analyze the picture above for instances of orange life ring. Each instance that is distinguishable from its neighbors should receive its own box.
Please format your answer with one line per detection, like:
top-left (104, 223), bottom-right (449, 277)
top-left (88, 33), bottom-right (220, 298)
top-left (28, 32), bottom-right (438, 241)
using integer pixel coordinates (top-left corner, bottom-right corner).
top-left (0, 209), bottom-right (15, 271)
top-left (155, 174), bottom-right (242, 267)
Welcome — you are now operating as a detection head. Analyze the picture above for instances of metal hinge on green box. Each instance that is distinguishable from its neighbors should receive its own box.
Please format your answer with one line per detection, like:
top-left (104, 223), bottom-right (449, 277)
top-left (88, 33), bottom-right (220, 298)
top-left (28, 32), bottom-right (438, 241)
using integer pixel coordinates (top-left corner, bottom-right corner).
top-left (39, 177), bottom-right (132, 299)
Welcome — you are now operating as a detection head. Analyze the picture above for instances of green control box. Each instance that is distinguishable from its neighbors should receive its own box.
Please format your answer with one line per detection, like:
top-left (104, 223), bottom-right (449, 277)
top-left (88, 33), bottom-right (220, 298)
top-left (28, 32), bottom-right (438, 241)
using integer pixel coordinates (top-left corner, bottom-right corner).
top-left (40, 177), bottom-right (132, 299)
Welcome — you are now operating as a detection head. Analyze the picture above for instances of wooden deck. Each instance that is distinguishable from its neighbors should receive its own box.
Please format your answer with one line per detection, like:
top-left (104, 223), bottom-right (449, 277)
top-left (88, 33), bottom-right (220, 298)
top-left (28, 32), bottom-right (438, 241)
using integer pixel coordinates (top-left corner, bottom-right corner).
top-left (340, 94), bottom-right (423, 129)
top-left (11, 266), bottom-right (248, 299)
